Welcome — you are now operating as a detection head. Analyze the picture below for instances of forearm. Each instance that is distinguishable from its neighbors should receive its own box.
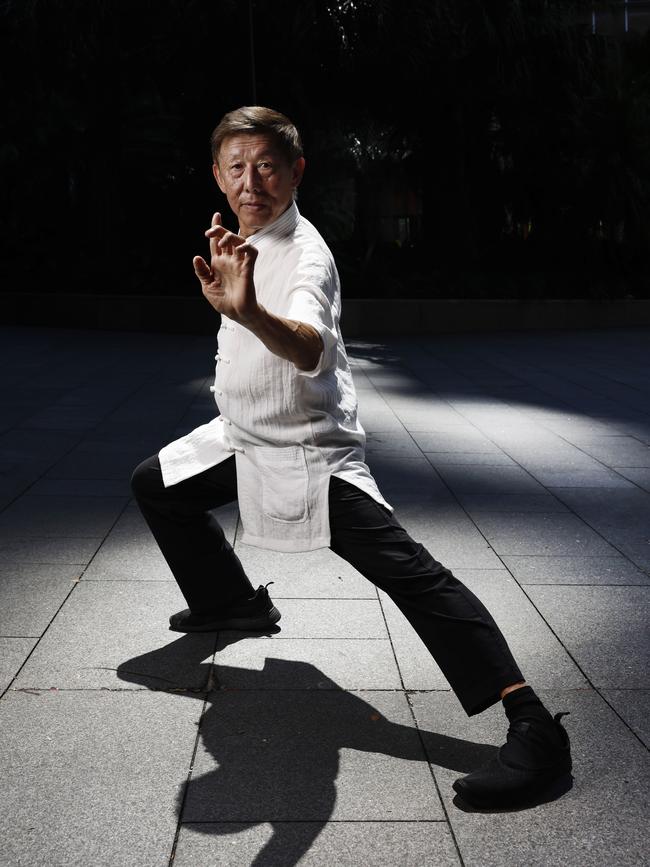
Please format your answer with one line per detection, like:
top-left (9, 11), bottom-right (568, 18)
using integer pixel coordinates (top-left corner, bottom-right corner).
top-left (240, 304), bottom-right (324, 371)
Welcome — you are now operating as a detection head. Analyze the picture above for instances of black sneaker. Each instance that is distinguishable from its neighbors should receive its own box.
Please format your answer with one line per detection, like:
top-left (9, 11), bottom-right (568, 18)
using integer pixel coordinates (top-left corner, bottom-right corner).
top-left (452, 712), bottom-right (573, 809)
top-left (169, 583), bottom-right (281, 633)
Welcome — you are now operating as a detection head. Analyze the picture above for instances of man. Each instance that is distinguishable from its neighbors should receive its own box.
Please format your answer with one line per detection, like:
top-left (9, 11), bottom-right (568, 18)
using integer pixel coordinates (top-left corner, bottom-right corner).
top-left (131, 106), bottom-right (572, 810)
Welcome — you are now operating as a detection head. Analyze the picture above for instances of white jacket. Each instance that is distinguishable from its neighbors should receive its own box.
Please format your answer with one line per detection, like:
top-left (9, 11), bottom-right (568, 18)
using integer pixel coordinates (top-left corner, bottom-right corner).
top-left (158, 202), bottom-right (392, 552)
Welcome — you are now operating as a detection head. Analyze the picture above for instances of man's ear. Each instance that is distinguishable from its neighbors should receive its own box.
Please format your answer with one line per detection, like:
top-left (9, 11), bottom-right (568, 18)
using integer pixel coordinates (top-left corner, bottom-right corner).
top-left (213, 163), bottom-right (226, 194)
top-left (292, 156), bottom-right (306, 189)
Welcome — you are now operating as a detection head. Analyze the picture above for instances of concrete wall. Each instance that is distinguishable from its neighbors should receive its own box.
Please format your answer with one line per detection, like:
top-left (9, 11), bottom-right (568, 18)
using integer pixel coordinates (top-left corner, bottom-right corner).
top-left (3, 292), bottom-right (650, 336)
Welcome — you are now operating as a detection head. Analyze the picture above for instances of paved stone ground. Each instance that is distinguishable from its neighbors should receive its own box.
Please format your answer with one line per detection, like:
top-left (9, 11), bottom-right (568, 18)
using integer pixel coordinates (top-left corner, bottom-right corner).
top-left (1, 324), bottom-right (649, 867)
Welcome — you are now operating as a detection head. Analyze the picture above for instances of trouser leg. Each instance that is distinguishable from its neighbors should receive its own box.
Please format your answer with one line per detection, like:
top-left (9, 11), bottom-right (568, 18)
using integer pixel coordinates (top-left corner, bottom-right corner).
top-left (327, 476), bottom-right (525, 716)
top-left (130, 454), bottom-right (255, 612)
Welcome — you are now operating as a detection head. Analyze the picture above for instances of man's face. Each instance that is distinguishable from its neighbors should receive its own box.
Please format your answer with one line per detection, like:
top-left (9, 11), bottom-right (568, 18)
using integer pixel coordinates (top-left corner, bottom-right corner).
top-left (213, 133), bottom-right (305, 238)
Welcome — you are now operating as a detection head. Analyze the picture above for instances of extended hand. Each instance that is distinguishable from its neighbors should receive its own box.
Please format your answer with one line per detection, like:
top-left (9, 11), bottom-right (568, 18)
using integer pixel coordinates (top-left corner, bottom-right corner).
top-left (193, 212), bottom-right (260, 323)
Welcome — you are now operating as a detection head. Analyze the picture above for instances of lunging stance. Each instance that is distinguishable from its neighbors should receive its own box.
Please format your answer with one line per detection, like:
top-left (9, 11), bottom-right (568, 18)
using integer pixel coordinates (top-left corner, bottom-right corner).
top-left (131, 106), bottom-right (572, 809)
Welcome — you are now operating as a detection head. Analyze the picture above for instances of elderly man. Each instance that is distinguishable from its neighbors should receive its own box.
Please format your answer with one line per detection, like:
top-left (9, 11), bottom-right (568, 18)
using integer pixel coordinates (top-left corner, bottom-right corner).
top-left (130, 106), bottom-right (572, 810)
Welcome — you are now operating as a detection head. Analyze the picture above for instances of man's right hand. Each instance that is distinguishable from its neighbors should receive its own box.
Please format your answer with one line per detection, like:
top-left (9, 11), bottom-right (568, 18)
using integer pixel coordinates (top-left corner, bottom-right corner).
top-left (193, 212), bottom-right (260, 324)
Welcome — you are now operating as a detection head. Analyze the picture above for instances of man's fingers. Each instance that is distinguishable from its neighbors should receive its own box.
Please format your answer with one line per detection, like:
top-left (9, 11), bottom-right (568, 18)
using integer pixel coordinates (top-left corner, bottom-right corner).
top-left (235, 243), bottom-right (258, 261)
top-left (207, 212), bottom-right (223, 257)
top-left (193, 255), bottom-right (212, 282)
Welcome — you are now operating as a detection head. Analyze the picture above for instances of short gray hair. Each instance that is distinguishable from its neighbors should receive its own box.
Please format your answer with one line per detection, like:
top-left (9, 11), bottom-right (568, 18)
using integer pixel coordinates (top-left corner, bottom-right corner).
top-left (210, 106), bottom-right (303, 165)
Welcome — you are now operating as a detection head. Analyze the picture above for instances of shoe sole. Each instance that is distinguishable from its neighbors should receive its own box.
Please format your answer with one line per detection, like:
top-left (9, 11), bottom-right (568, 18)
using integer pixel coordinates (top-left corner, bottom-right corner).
top-left (452, 767), bottom-right (572, 810)
top-left (169, 605), bottom-right (281, 634)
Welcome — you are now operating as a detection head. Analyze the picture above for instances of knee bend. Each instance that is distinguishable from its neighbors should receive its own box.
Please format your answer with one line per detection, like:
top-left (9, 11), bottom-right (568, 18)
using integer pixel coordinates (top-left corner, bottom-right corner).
top-left (130, 454), bottom-right (164, 500)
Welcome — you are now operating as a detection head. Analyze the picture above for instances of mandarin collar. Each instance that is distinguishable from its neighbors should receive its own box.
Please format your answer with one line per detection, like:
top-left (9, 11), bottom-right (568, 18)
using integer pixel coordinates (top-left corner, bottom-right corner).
top-left (244, 201), bottom-right (299, 250)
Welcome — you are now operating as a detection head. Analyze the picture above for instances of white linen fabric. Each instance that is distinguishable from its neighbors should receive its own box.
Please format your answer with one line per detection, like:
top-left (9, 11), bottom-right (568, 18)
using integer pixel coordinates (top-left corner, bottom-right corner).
top-left (158, 201), bottom-right (393, 552)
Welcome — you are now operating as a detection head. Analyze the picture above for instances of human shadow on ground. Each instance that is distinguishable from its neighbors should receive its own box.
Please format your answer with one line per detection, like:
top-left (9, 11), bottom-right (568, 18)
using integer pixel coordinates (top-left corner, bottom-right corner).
top-left (117, 632), bottom-right (572, 867)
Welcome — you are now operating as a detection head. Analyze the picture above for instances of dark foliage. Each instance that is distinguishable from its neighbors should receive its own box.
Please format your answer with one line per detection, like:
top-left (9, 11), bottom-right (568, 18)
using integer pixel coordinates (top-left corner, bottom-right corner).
top-left (2, 0), bottom-right (649, 299)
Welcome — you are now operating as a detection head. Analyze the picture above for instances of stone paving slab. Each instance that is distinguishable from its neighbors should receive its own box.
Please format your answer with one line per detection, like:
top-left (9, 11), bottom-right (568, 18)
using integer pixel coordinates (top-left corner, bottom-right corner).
top-left (13, 582), bottom-right (215, 690)
top-left (525, 585), bottom-right (650, 687)
top-left (434, 465), bottom-right (547, 495)
top-left (0, 535), bottom-right (103, 565)
top-left (183, 690), bottom-right (443, 822)
top-left (614, 466), bottom-right (650, 491)
top-left (569, 435), bottom-right (650, 467)
top-left (83, 502), bottom-right (237, 581)
top-left (527, 466), bottom-right (635, 488)
top-left (174, 821), bottom-right (460, 866)
top-left (0, 637), bottom-right (38, 692)
top-left (503, 554), bottom-right (650, 585)
top-left (378, 569), bottom-right (586, 691)
top-left (455, 492), bottom-right (570, 514)
top-left (472, 512), bottom-right (619, 556)
top-left (27, 477), bottom-right (131, 497)
top-left (233, 542), bottom-right (377, 598)
top-left (0, 493), bottom-right (128, 539)
top-left (0, 563), bottom-right (81, 636)
top-left (232, 599), bottom-right (388, 640)
top-left (213, 638), bottom-right (403, 690)
top-left (425, 451), bottom-right (518, 467)
top-left (600, 688), bottom-right (650, 748)
top-left (0, 690), bottom-right (201, 867)
top-left (44, 439), bottom-right (164, 480)
top-left (411, 429), bottom-right (504, 453)
top-left (410, 688), bottom-right (650, 867)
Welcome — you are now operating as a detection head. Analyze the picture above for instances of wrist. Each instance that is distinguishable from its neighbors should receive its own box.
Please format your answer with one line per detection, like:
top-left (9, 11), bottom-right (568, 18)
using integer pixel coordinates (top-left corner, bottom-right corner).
top-left (238, 302), bottom-right (268, 331)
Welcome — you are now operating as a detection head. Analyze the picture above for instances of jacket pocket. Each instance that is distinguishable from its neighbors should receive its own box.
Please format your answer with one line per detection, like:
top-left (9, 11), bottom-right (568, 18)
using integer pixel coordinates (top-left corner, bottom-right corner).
top-left (256, 445), bottom-right (309, 523)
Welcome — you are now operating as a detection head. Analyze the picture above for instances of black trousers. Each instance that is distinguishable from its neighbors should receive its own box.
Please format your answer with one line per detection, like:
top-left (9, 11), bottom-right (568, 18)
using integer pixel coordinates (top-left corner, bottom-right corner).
top-left (130, 454), bottom-right (524, 716)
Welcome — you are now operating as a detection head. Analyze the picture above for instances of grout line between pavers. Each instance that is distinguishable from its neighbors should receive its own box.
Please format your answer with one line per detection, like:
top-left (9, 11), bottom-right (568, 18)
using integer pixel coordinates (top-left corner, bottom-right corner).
top-left (179, 818), bottom-right (451, 824)
top-left (0, 495), bottom-right (134, 702)
top-left (167, 631), bottom-right (219, 867)
top-left (374, 586), bottom-right (467, 867)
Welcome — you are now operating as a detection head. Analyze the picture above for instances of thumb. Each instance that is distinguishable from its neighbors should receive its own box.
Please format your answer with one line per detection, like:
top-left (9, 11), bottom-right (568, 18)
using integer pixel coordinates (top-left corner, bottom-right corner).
top-left (193, 256), bottom-right (212, 283)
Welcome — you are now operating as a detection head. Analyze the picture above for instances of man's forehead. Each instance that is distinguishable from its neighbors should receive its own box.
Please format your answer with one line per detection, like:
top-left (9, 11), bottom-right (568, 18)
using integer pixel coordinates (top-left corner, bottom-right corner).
top-left (218, 133), bottom-right (283, 161)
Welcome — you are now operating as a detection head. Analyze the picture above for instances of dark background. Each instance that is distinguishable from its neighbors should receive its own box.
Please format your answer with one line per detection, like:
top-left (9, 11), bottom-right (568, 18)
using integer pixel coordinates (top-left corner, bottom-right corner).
top-left (2, 0), bottom-right (649, 301)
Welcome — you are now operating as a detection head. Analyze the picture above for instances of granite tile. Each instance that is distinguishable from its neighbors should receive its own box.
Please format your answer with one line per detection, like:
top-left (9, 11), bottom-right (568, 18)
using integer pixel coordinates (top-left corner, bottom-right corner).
top-left (434, 466), bottom-right (546, 495)
top-left (0, 494), bottom-right (128, 539)
top-left (600, 688), bottom-right (650, 748)
top-left (365, 432), bottom-right (423, 459)
top-left (27, 478), bottom-right (131, 497)
top-left (526, 466), bottom-right (635, 488)
top-left (411, 429), bottom-right (502, 453)
top-left (502, 555), bottom-right (650, 585)
top-left (473, 513), bottom-right (618, 556)
top-left (233, 543), bottom-right (377, 598)
top-left (228, 599), bottom-right (388, 640)
top-left (570, 436), bottom-right (650, 468)
top-left (526, 585), bottom-right (650, 687)
top-left (0, 690), bottom-right (201, 866)
top-left (425, 452), bottom-right (517, 467)
top-left (84, 502), bottom-right (237, 580)
top-left (213, 638), bottom-right (402, 690)
top-left (184, 690), bottom-right (442, 821)
top-left (174, 821), bottom-right (459, 867)
top-left (0, 637), bottom-right (38, 692)
top-left (614, 467), bottom-right (650, 492)
top-left (455, 493), bottom-right (570, 514)
top-left (14, 583), bottom-right (216, 690)
top-left (410, 689), bottom-right (650, 867)
top-left (0, 563), bottom-right (82, 636)
top-left (0, 536), bottom-right (102, 565)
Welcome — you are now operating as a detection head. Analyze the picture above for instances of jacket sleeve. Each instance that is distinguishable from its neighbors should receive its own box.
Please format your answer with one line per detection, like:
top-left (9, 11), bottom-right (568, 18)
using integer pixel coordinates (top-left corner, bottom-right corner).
top-left (284, 257), bottom-right (339, 378)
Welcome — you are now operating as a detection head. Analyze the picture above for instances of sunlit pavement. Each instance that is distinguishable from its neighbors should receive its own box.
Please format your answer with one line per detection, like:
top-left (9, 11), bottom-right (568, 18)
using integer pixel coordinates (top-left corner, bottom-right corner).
top-left (1, 324), bottom-right (649, 866)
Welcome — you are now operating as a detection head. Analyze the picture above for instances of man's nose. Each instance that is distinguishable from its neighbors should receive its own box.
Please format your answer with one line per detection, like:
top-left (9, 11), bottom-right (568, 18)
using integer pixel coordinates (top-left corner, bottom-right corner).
top-left (243, 165), bottom-right (261, 192)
